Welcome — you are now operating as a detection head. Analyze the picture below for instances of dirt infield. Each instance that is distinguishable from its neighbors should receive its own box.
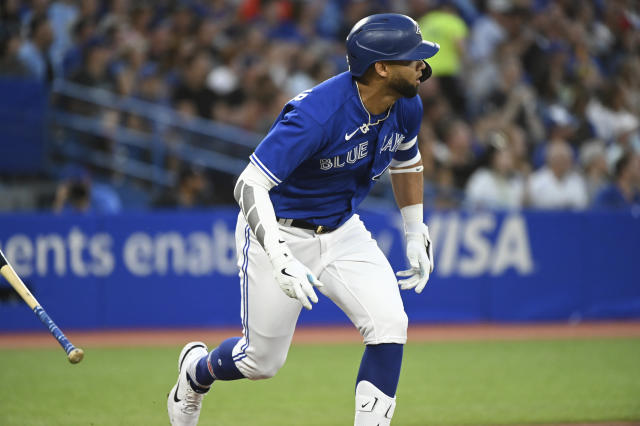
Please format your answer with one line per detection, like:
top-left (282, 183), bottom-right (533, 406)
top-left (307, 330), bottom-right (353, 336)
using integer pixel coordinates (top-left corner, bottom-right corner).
top-left (1, 321), bottom-right (639, 349)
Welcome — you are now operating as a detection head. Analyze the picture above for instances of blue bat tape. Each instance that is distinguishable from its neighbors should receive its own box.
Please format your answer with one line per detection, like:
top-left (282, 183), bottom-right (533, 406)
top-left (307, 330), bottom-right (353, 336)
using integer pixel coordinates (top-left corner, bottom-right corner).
top-left (33, 306), bottom-right (76, 355)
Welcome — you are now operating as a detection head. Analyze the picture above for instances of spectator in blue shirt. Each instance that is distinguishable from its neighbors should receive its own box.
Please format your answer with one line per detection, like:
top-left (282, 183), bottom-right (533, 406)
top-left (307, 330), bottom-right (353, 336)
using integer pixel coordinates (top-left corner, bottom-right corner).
top-left (17, 14), bottom-right (54, 82)
top-left (592, 152), bottom-right (640, 210)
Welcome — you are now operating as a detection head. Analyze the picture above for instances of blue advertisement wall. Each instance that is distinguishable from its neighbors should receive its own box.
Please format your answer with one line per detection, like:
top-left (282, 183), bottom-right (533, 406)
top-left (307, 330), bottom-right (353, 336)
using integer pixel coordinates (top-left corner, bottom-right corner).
top-left (1, 209), bottom-right (639, 331)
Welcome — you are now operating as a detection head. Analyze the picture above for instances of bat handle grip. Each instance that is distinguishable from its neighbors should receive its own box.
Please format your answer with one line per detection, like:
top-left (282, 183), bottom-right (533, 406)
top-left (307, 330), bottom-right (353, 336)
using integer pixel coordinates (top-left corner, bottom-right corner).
top-left (34, 306), bottom-right (77, 355)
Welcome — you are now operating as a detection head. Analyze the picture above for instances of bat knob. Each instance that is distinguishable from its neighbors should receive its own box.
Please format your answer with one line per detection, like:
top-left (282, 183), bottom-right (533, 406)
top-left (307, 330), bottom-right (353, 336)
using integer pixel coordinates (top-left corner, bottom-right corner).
top-left (68, 348), bottom-right (84, 364)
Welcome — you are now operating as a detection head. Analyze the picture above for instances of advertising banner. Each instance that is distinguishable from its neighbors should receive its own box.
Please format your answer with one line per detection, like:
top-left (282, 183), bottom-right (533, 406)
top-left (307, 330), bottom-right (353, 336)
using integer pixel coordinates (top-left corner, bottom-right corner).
top-left (1, 209), bottom-right (638, 331)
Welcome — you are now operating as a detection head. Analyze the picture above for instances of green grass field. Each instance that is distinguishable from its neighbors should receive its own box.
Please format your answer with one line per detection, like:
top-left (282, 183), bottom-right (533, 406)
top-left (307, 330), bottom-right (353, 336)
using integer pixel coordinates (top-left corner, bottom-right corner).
top-left (1, 338), bottom-right (639, 425)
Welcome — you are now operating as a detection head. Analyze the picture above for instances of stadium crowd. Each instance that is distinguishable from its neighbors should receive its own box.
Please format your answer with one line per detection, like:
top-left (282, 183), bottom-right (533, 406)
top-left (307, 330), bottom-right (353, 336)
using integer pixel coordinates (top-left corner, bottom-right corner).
top-left (1, 0), bottom-right (639, 212)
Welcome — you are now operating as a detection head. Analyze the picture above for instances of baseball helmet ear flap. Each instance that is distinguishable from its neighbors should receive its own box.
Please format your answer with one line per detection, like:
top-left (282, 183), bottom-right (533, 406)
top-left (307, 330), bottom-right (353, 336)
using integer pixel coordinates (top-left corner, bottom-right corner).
top-left (420, 60), bottom-right (432, 82)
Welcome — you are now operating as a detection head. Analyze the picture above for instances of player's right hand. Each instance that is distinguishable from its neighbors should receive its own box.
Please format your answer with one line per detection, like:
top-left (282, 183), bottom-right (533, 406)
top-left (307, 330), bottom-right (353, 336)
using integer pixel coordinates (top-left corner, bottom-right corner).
top-left (269, 247), bottom-right (323, 310)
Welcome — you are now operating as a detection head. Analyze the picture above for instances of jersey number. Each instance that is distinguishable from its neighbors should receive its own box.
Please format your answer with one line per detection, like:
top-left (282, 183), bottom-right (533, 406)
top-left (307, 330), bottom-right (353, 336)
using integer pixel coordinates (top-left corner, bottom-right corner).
top-left (292, 89), bottom-right (312, 102)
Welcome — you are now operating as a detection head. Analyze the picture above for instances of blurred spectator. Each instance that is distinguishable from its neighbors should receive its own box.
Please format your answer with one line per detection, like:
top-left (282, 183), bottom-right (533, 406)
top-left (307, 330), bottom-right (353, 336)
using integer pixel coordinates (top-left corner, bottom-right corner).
top-left (19, 0), bottom-right (50, 29)
top-left (69, 40), bottom-right (113, 91)
top-left (504, 124), bottom-right (532, 177)
top-left (136, 66), bottom-right (169, 103)
top-left (474, 55), bottom-right (544, 144)
top-left (418, 1), bottom-right (469, 115)
top-left (592, 152), bottom-right (640, 210)
top-left (152, 166), bottom-right (213, 209)
top-left (77, 0), bottom-right (101, 24)
top-left (61, 17), bottom-right (98, 77)
top-left (436, 117), bottom-right (477, 190)
top-left (603, 112), bottom-right (640, 171)
top-left (466, 0), bottom-right (529, 108)
top-left (586, 82), bottom-right (639, 146)
top-left (544, 105), bottom-right (579, 148)
top-left (172, 50), bottom-right (218, 119)
top-left (425, 165), bottom-right (463, 210)
top-left (419, 83), bottom-right (452, 135)
top-left (0, 28), bottom-right (29, 75)
top-left (465, 131), bottom-right (524, 210)
top-left (466, 0), bottom-right (508, 63)
top-left (47, 0), bottom-right (79, 75)
top-left (579, 139), bottom-right (610, 203)
top-left (617, 57), bottom-right (640, 120)
top-left (337, 0), bottom-right (377, 41)
top-left (17, 13), bottom-right (54, 82)
top-left (568, 86), bottom-right (598, 146)
top-left (234, 62), bottom-right (283, 132)
top-left (0, 0), bottom-right (22, 32)
top-left (62, 39), bottom-right (116, 152)
top-left (528, 140), bottom-right (588, 210)
top-left (52, 167), bottom-right (122, 214)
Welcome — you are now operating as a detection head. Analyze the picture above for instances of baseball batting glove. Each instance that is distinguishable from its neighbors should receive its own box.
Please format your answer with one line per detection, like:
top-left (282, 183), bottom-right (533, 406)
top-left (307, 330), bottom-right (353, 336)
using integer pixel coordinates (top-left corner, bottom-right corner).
top-left (397, 222), bottom-right (434, 294)
top-left (269, 246), bottom-right (323, 310)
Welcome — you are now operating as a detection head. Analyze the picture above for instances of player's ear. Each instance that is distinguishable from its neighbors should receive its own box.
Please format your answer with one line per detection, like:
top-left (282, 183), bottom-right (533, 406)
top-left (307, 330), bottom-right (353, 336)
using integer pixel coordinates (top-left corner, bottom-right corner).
top-left (374, 61), bottom-right (390, 78)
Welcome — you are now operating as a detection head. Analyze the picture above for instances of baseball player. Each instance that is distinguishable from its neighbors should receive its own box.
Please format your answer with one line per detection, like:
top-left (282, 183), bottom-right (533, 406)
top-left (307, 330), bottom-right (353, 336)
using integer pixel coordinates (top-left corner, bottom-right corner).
top-left (168, 14), bottom-right (438, 426)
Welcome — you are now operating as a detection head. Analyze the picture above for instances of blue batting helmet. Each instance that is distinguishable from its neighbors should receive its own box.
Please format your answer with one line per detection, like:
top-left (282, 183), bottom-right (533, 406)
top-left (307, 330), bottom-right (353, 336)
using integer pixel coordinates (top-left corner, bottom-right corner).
top-left (346, 14), bottom-right (440, 81)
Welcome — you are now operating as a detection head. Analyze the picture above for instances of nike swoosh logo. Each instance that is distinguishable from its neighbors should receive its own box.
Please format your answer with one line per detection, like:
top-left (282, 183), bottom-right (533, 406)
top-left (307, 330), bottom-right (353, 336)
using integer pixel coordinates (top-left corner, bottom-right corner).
top-left (361, 397), bottom-right (378, 409)
top-left (345, 128), bottom-right (359, 140)
top-left (173, 382), bottom-right (181, 402)
top-left (281, 268), bottom-right (295, 278)
top-left (278, 239), bottom-right (285, 243)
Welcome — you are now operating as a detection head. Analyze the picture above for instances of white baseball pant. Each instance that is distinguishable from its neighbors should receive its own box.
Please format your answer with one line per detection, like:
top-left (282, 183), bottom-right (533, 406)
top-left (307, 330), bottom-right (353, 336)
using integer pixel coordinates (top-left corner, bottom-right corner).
top-left (230, 212), bottom-right (408, 380)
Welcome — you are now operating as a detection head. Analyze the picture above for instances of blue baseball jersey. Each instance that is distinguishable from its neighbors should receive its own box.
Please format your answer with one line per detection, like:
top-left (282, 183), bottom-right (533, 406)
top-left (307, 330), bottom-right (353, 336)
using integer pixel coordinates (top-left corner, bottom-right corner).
top-left (250, 72), bottom-right (422, 228)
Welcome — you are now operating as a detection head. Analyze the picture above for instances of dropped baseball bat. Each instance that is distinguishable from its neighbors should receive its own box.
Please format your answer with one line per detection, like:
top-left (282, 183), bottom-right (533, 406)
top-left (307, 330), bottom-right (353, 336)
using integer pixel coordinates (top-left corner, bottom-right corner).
top-left (0, 248), bottom-right (84, 364)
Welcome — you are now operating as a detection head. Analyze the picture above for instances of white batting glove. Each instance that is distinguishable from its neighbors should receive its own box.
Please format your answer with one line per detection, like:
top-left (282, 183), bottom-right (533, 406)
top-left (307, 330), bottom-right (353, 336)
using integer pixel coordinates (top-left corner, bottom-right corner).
top-left (397, 222), bottom-right (434, 294)
top-left (269, 246), bottom-right (323, 310)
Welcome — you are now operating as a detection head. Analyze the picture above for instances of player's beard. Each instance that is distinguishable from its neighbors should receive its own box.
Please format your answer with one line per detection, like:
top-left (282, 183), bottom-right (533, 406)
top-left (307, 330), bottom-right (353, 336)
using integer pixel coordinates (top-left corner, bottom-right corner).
top-left (389, 76), bottom-right (419, 98)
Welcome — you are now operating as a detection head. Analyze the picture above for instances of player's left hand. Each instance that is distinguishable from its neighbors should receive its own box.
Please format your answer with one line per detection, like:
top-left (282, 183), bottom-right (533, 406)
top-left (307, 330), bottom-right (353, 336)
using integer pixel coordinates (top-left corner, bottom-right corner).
top-left (397, 223), bottom-right (434, 294)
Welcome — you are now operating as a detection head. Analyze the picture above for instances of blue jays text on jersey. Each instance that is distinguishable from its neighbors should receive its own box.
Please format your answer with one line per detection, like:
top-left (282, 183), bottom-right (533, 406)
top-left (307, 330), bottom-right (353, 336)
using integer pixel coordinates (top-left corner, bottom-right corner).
top-left (250, 72), bottom-right (422, 228)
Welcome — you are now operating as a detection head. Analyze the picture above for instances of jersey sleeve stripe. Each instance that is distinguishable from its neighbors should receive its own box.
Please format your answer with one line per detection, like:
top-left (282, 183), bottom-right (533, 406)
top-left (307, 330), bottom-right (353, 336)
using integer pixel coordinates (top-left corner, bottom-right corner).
top-left (390, 151), bottom-right (421, 168)
top-left (250, 153), bottom-right (282, 185)
top-left (397, 136), bottom-right (417, 151)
